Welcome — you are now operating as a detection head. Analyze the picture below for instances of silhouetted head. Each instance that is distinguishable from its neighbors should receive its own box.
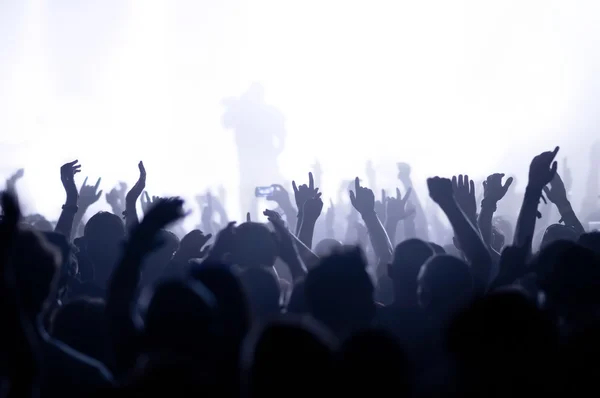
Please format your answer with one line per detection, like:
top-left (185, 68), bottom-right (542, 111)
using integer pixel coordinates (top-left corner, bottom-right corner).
top-left (13, 227), bottom-right (61, 316)
top-left (50, 297), bottom-right (108, 364)
top-left (239, 267), bottom-right (281, 322)
top-left (336, 329), bottom-right (411, 395)
top-left (540, 224), bottom-right (578, 250)
top-left (304, 247), bottom-right (375, 337)
top-left (82, 211), bottom-right (125, 286)
top-left (418, 255), bottom-right (473, 320)
top-left (314, 238), bottom-right (343, 257)
top-left (242, 316), bottom-right (336, 398)
top-left (578, 231), bottom-right (600, 255)
top-left (233, 222), bottom-right (277, 268)
top-left (537, 242), bottom-right (600, 325)
top-left (447, 290), bottom-right (558, 397)
top-left (189, 262), bottom-right (250, 346)
top-left (388, 239), bottom-right (435, 306)
top-left (143, 278), bottom-right (218, 359)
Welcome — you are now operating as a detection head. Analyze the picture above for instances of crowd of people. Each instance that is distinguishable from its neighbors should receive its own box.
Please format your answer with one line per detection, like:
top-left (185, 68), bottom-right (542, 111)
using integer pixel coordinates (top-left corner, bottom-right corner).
top-left (1, 142), bottom-right (599, 397)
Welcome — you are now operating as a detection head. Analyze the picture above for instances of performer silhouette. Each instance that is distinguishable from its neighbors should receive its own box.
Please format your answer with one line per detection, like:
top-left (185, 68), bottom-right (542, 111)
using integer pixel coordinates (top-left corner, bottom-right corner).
top-left (223, 83), bottom-right (286, 220)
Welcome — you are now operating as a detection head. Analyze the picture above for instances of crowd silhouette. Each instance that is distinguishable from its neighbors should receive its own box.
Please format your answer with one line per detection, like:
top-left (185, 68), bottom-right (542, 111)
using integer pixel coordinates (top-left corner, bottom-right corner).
top-left (1, 95), bottom-right (600, 398)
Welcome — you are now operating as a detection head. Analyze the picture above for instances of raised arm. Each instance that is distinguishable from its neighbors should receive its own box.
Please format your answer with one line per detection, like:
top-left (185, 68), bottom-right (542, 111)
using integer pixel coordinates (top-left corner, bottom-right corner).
top-left (514, 147), bottom-right (560, 252)
top-left (71, 177), bottom-right (103, 240)
top-left (478, 173), bottom-right (513, 246)
top-left (349, 177), bottom-right (393, 264)
top-left (427, 177), bottom-right (493, 287)
top-left (123, 161), bottom-right (146, 231)
top-left (292, 172), bottom-right (320, 241)
top-left (543, 172), bottom-right (585, 236)
top-left (54, 161), bottom-right (81, 238)
top-left (384, 187), bottom-right (412, 245)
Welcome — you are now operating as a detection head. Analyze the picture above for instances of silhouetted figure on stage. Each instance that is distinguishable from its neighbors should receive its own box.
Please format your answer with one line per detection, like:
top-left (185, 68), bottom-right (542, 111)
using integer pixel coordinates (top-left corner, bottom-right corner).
top-left (223, 83), bottom-right (286, 219)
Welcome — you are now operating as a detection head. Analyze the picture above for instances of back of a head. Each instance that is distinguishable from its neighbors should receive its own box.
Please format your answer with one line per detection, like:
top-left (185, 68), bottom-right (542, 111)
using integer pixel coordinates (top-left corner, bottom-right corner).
top-left (83, 212), bottom-right (125, 284)
top-left (578, 231), bottom-right (600, 255)
top-left (447, 290), bottom-right (558, 395)
top-left (314, 238), bottom-right (343, 258)
top-left (540, 224), bottom-right (579, 251)
top-left (242, 316), bottom-right (335, 398)
top-left (233, 222), bottom-right (277, 268)
top-left (51, 297), bottom-right (107, 363)
top-left (13, 227), bottom-right (61, 315)
top-left (304, 247), bottom-right (375, 336)
top-left (143, 278), bottom-right (218, 358)
top-left (538, 242), bottom-right (600, 321)
top-left (337, 329), bottom-right (410, 395)
top-left (239, 267), bottom-right (281, 321)
top-left (389, 239), bottom-right (435, 291)
top-left (84, 211), bottom-right (125, 244)
top-left (417, 255), bottom-right (473, 318)
top-left (190, 263), bottom-right (251, 344)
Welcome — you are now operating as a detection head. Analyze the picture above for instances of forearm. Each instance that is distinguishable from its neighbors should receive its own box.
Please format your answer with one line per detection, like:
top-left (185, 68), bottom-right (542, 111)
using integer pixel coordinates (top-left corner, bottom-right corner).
top-left (478, 199), bottom-right (496, 246)
top-left (440, 200), bottom-right (493, 284)
top-left (55, 197), bottom-right (78, 238)
top-left (513, 186), bottom-right (542, 250)
top-left (384, 218), bottom-right (399, 246)
top-left (298, 217), bottom-right (317, 249)
top-left (362, 212), bottom-right (393, 263)
top-left (280, 204), bottom-right (298, 233)
top-left (69, 206), bottom-right (89, 241)
top-left (124, 201), bottom-right (140, 231)
top-left (556, 200), bottom-right (585, 235)
top-left (401, 178), bottom-right (429, 240)
top-left (290, 233), bottom-right (319, 269)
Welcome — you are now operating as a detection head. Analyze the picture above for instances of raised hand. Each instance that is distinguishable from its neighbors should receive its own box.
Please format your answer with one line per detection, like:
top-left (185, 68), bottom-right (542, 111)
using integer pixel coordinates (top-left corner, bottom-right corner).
top-left (349, 177), bottom-right (375, 215)
top-left (265, 209), bottom-right (304, 276)
top-left (264, 208), bottom-right (284, 226)
top-left (130, 198), bottom-right (186, 254)
top-left (528, 146), bottom-right (559, 190)
top-left (206, 221), bottom-right (237, 263)
top-left (483, 173), bottom-right (513, 204)
top-left (266, 184), bottom-right (294, 209)
top-left (543, 173), bottom-right (569, 207)
top-left (125, 161), bottom-right (146, 205)
top-left (6, 168), bottom-right (24, 193)
top-left (386, 187), bottom-right (413, 221)
top-left (303, 192), bottom-right (323, 222)
top-left (427, 177), bottom-right (454, 205)
top-left (452, 174), bottom-right (477, 219)
top-left (174, 229), bottom-right (213, 262)
top-left (60, 160), bottom-right (81, 204)
top-left (106, 183), bottom-right (127, 212)
top-left (141, 191), bottom-right (162, 215)
top-left (79, 177), bottom-right (103, 208)
top-left (292, 172), bottom-right (319, 212)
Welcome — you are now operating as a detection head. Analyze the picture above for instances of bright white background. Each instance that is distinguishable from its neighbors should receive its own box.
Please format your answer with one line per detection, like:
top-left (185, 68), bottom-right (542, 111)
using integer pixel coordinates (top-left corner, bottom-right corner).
top-left (1, 0), bottom-right (599, 222)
